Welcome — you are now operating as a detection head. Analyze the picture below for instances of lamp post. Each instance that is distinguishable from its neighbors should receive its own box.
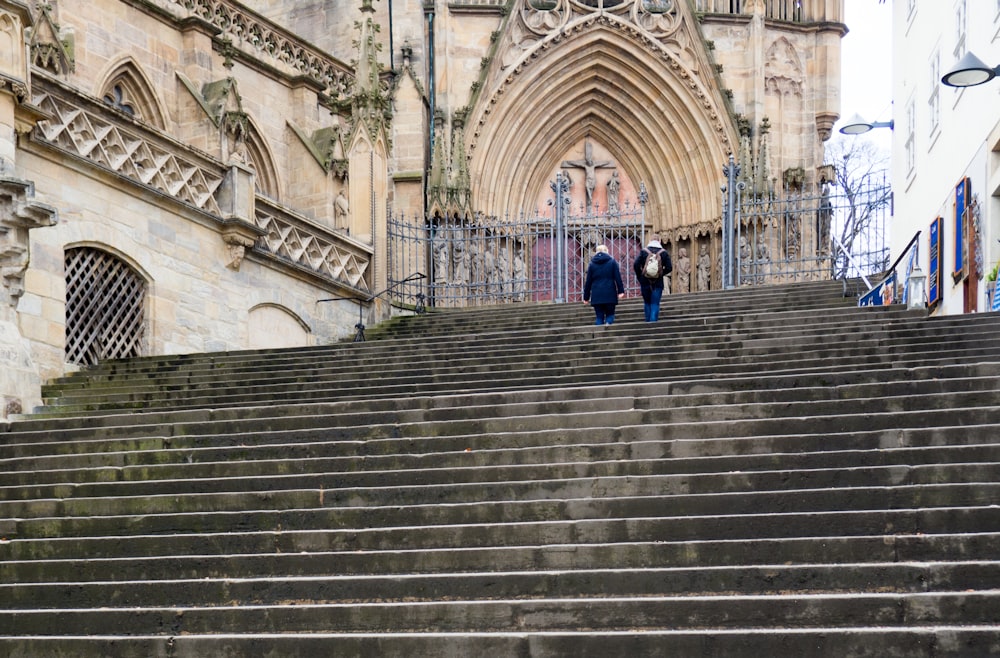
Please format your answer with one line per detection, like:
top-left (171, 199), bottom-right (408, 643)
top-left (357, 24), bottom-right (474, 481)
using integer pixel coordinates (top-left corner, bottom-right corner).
top-left (941, 51), bottom-right (1000, 88)
top-left (838, 113), bottom-right (894, 136)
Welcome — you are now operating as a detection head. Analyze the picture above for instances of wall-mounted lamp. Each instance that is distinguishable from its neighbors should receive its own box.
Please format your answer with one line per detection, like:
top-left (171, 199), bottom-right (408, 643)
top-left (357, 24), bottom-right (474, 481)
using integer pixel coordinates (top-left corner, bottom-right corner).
top-left (838, 113), bottom-right (894, 136)
top-left (941, 51), bottom-right (1000, 87)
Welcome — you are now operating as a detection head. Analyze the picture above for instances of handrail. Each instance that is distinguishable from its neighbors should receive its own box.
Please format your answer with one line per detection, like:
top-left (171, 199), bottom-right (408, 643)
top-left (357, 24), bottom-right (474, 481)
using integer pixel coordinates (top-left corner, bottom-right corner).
top-left (317, 272), bottom-right (426, 342)
top-left (857, 231), bottom-right (923, 308)
top-left (880, 230), bottom-right (922, 288)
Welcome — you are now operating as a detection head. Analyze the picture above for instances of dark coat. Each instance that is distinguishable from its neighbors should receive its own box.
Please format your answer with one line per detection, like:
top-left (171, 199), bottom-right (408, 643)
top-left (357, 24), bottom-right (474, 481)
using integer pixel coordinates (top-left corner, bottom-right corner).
top-left (633, 246), bottom-right (672, 291)
top-left (583, 252), bottom-right (625, 305)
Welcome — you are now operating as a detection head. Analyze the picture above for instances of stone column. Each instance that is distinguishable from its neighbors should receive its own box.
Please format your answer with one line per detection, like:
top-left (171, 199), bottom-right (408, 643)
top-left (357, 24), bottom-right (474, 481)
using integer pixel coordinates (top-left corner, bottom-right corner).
top-left (0, 1), bottom-right (58, 420)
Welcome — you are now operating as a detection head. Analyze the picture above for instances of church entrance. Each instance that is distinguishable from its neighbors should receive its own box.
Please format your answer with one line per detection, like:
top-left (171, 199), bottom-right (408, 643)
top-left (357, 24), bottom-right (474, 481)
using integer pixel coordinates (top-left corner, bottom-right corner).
top-left (387, 175), bottom-right (650, 309)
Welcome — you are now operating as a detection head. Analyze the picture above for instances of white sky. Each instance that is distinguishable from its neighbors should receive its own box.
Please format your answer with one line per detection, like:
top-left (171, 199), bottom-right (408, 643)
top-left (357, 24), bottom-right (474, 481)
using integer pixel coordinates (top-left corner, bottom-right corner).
top-left (836, 1), bottom-right (894, 150)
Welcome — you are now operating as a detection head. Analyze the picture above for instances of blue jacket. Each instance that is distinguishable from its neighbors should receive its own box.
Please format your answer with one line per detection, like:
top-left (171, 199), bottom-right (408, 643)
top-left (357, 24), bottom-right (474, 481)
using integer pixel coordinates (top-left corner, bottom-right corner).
top-left (583, 252), bottom-right (625, 304)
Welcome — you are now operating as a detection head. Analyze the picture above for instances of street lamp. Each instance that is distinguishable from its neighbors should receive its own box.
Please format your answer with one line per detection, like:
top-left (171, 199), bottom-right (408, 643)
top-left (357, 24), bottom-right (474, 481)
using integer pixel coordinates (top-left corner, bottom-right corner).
top-left (941, 51), bottom-right (1000, 88)
top-left (838, 113), bottom-right (894, 136)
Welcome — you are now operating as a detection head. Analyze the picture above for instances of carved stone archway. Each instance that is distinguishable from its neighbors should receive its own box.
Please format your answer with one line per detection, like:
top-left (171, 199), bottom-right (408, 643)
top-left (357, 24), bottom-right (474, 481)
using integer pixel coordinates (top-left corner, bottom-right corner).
top-left (466, 1), bottom-right (737, 234)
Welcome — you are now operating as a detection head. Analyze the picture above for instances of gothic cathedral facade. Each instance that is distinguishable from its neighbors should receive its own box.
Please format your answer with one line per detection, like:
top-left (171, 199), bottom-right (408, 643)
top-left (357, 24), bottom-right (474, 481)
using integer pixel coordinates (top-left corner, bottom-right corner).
top-left (0, 0), bottom-right (844, 417)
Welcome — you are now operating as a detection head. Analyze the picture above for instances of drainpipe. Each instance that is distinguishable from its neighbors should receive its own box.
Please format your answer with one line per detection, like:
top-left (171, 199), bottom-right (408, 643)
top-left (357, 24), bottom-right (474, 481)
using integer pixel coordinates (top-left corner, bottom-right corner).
top-left (424, 1), bottom-right (436, 214)
top-left (387, 0), bottom-right (394, 72)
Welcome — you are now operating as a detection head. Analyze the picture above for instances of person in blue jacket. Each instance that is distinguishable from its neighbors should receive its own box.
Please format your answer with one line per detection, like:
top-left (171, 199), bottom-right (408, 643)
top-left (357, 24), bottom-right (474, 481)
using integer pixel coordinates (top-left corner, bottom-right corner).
top-left (582, 244), bottom-right (625, 325)
top-left (633, 234), bottom-right (672, 322)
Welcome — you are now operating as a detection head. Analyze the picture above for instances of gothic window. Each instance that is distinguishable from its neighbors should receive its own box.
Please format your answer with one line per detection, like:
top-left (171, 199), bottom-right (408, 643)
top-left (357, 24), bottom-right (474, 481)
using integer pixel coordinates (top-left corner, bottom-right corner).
top-left (244, 123), bottom-right (280, 201)
top-left (64, 247), bottom-right (147, 366)
top-left (97, 60), bottom-right (167, 129)
top-left (103, 84), bottom-right (136, 117)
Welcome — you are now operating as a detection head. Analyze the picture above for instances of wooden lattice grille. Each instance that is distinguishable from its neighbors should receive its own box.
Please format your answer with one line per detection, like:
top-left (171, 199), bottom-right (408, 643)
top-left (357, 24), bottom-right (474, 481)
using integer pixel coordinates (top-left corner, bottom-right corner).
top-left (65, 247), bottom-right (147, 366)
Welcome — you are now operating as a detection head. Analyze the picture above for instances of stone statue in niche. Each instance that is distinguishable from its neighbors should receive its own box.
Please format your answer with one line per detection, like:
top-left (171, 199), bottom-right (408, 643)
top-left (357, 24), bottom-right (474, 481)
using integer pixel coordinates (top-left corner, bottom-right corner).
top-left (606, 170), bottom-right (621, 213)
top-left (497, 246), bottom-right (512, 298)
top-left (451, 232), bottom-right (469, 285)
top-left (512, 247), bottom-right (526, 301)
top-left (334, 189), bottom-right (349, 230)
top-left (675, 246), bottom-right (691, 293)
top-left (696, 243), bottom-right (711, 292)
top-left (755, 234), bottom-right (771, 285)
top-left (817, 185), bottom-right (833, 256)
top-left (739, 235), bottom-right (752, 284)
top-left (432, 231), bottom-right (449, 284)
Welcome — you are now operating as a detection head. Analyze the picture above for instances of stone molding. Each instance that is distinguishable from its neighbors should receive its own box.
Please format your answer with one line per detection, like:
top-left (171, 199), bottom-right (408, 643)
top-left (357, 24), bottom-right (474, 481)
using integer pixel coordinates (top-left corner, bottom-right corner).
top-left (163, 0), bottom-right (353, 97)
top-left (255, 198), bottom-right (372, 294)
top-left (29, 75), bottom-right (370, 293)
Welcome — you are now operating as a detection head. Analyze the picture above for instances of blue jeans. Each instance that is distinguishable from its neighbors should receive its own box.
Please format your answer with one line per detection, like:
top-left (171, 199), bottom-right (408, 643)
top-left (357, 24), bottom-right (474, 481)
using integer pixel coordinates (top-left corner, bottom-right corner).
top-left (593, 303), bottom-right (617, 325)
top-left (643, 286), bottom-right (663, 322)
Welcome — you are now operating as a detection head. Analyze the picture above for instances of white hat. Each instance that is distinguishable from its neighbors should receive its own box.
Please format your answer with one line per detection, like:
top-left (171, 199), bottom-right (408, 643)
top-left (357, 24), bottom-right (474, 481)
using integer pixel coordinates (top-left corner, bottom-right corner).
top-left (647, 239), bottom-right (662, 248)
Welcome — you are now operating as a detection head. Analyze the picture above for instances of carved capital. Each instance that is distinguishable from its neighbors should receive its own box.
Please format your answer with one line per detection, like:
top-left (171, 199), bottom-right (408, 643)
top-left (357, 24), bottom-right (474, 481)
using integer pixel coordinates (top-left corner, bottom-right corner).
top-left (0, 176), bottom-right (57, 309)
top-left (221, 219), bottom-right (263, 271)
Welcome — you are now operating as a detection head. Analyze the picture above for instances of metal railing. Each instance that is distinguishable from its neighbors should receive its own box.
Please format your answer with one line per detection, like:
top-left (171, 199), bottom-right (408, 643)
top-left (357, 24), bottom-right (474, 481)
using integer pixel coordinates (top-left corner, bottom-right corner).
top-left (722, 169), bottom-right (891, 293)
top-left (387, 176), bottom-right (648, 308)
top-left (859, 231), bottom-right (923, 308)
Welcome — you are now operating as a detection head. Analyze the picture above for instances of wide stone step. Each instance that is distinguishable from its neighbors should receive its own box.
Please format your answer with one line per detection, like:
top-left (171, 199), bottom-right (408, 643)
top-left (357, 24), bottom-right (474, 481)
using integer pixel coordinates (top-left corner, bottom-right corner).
top-left (20, 347), bottom-right (1000, 425)
top-left (3, 627), bottom-right (999, 658)
top-left (31, 340), bottom-right (1000, 418)
top-left (4, 422), bottom-right (997, 489)
top-left (37, 327), bottom-right (994, 409)
top-left (7, 482), bottom-right (1000, 542)
top-left (3, 591), bottom-right (1000, 635)
top-left (8, 628), bottom-right (1000, 658)
top-left (6, 533), bottom-right (999, 583)
top-left (3, 562), bottom-right (998, 609)
top-left (36, 309), bottom-right (960, 392)
top-left (4, 431), bottom-right (1000, 505)
top-left (36, 304), bottom-right (923, 389)
top-left (4, 506), bottom-right (1000, 561)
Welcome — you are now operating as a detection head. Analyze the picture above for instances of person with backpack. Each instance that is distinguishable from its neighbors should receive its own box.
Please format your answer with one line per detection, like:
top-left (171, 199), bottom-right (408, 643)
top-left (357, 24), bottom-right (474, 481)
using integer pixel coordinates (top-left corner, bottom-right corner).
top-left (582, 244), bottom-right (625, 326)
top-left (633, 234), bottom-right (672, 322)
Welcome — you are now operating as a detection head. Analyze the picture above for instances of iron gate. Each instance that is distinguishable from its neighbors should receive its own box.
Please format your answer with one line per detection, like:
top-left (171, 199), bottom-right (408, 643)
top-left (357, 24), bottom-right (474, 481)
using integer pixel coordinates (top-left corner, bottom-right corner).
top-left (387, 175), bottom-right (650, 308)
top-left (722, 159), bottom-right (891, 291)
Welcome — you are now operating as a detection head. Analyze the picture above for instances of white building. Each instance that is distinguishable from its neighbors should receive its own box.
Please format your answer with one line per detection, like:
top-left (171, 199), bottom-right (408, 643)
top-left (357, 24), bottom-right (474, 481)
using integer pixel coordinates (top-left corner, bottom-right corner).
top-left (891, 0), bottom-right (1000, 314)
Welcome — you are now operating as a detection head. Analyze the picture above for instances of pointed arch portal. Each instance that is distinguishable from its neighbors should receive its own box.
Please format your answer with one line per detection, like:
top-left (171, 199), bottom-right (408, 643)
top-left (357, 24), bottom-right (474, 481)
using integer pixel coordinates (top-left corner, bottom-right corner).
top-left (468, 17), bottom-right (736, 232)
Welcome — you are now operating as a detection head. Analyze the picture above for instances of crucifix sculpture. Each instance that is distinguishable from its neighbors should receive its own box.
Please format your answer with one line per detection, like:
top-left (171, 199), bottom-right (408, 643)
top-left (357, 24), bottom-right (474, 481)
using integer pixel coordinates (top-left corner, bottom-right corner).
top-left (561, 140), bottom-right (615, 213)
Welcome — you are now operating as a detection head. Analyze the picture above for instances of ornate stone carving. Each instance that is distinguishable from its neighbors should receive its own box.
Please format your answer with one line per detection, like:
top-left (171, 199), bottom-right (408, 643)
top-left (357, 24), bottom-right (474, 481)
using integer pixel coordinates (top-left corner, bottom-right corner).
top-left (255, 199), bottom-right (372, 293)
top-left (222, 228), bottom-right (256, 271)
top-left (29, 2), bottom-right (74, 75)
top-left (0, 177), bottom-right (58, 312)
top-left (30, 78), bottom-right (362, 289)
top-left (561, 140), bottom-right (614, 214)
top-left (31, 83), bottom-right (226, 215)
top-left (696, 243), bottom-right (710, 292)
top-left (166, 0), bottom-right (352, 98)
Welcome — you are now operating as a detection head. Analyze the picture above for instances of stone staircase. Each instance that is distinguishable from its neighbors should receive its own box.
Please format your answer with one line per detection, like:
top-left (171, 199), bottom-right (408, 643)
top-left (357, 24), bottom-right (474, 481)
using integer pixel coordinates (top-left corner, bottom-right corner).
top-left (2, 280), bottom-right (1000, 657)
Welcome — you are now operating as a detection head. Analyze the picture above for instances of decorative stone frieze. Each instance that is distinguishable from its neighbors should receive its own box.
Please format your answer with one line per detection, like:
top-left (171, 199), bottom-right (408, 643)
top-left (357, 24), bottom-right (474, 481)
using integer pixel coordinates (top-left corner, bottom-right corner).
top-left (165, 0), bottom-right (353, 97)
top-left (30, 76), bottom-right (371, 290)
top-left (255, 198), bottom-right (372, 293)
top-left (31, 81), bottom-right (227, 215)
